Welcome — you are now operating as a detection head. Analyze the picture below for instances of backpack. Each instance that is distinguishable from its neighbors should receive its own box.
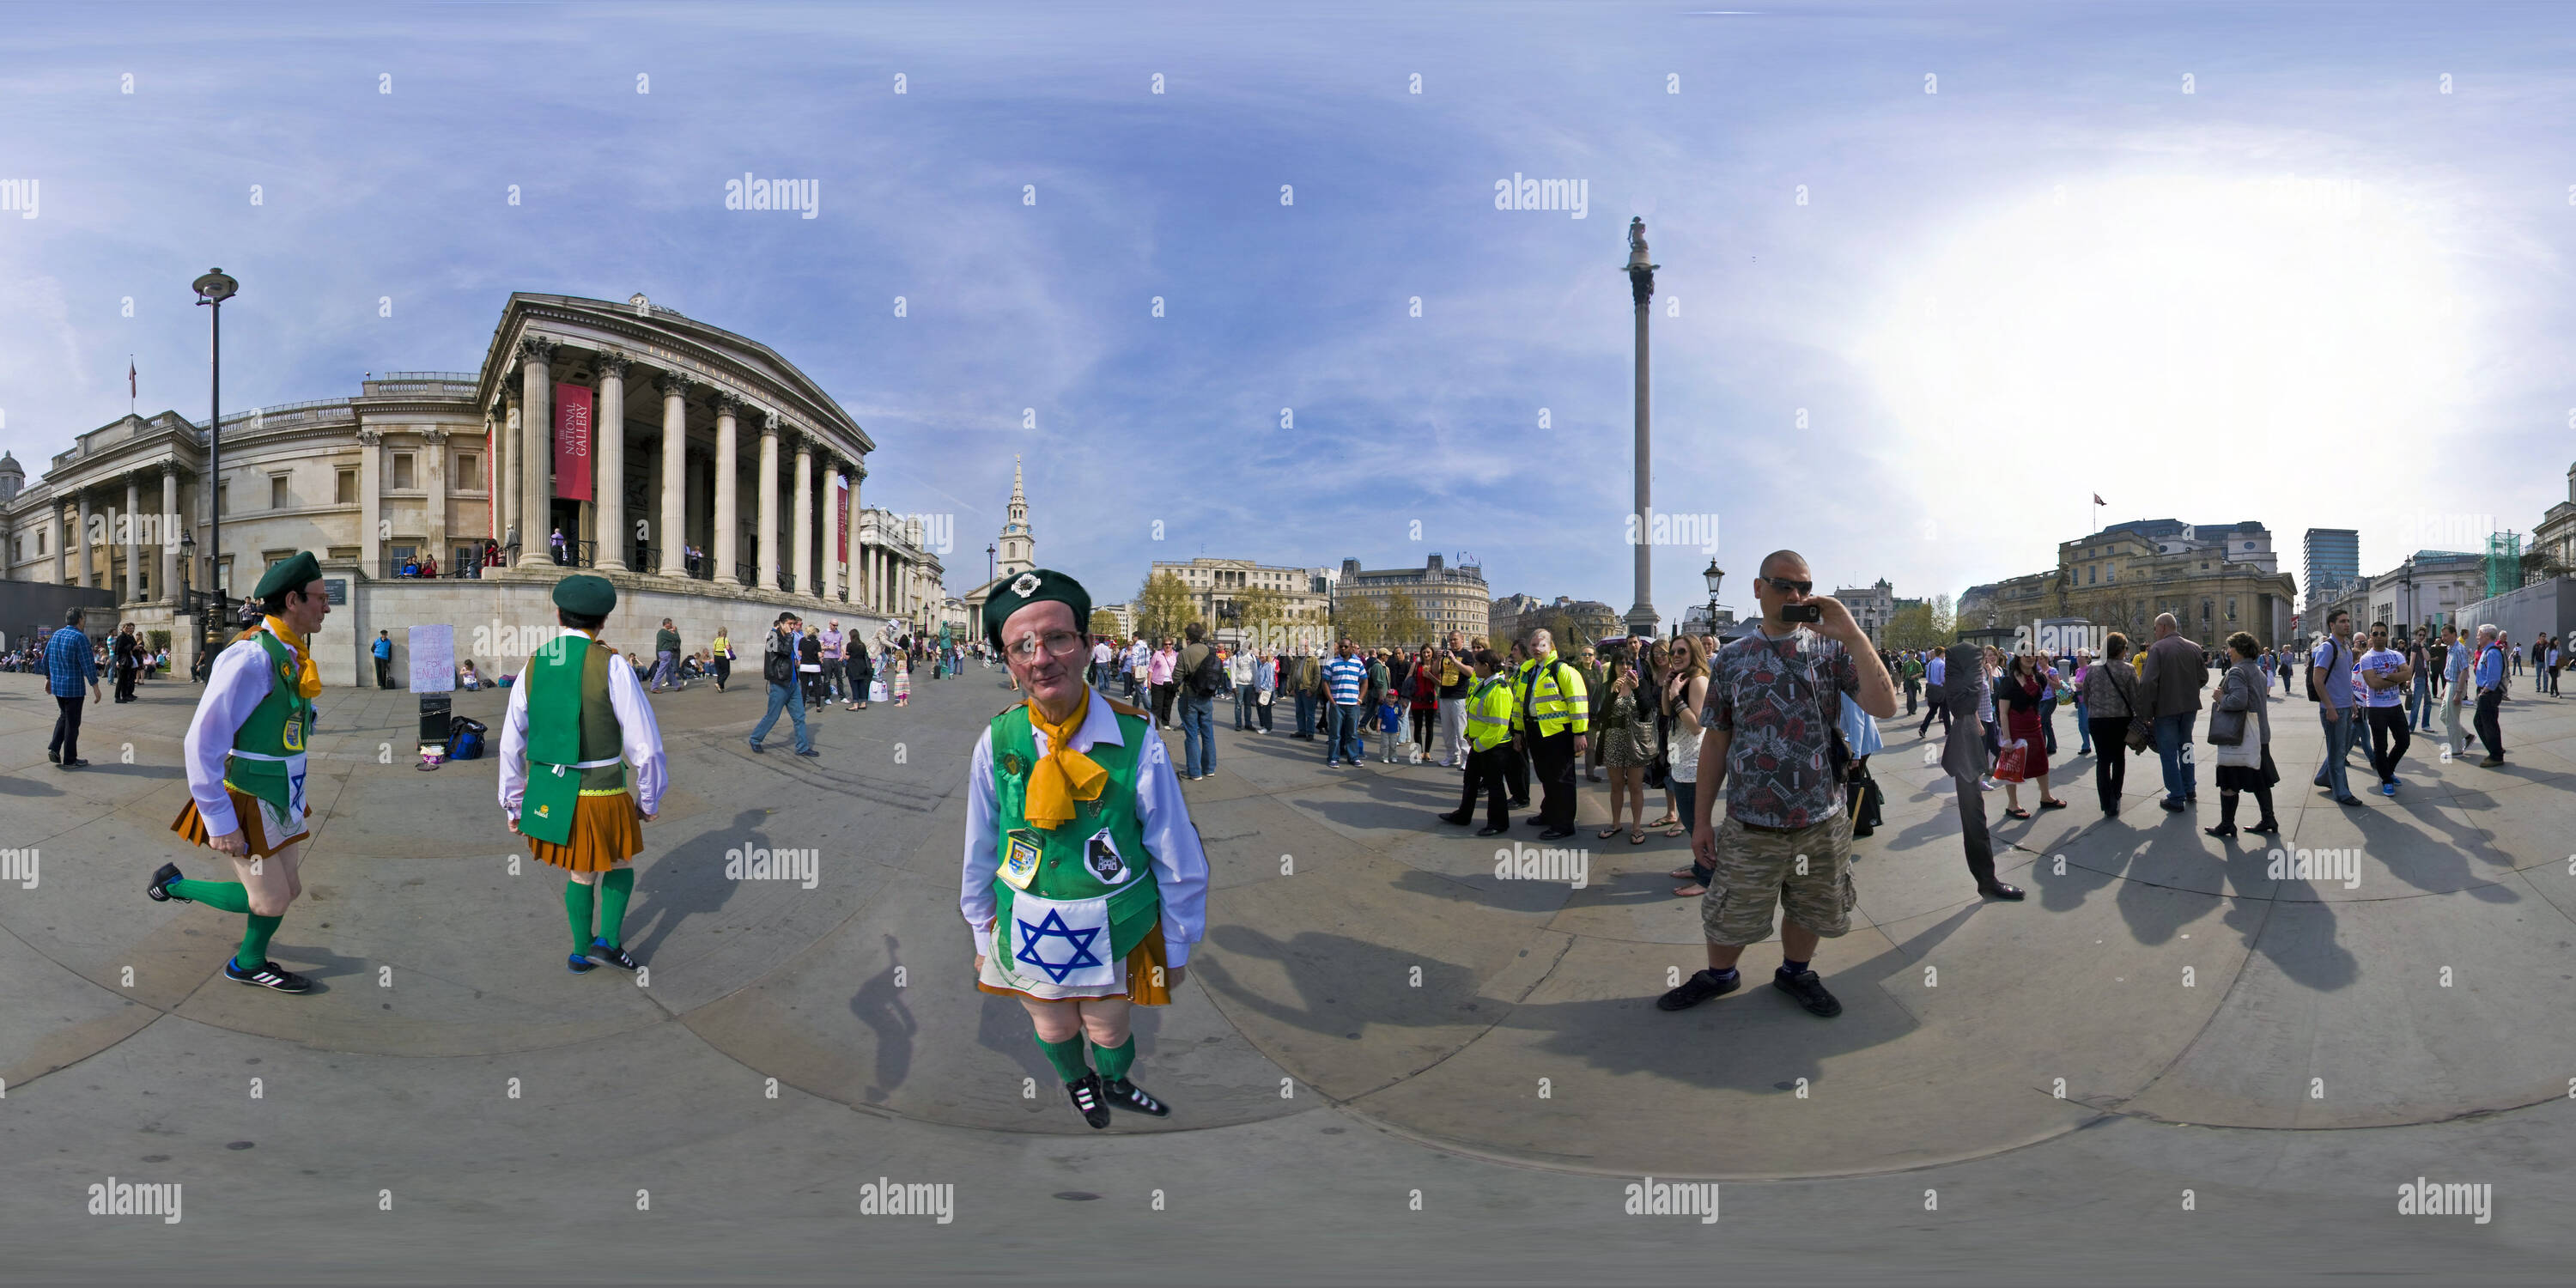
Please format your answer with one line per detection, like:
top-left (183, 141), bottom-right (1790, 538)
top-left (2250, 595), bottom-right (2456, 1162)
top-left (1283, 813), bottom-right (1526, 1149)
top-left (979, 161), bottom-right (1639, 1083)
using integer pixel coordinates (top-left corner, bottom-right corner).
top-left (1185, 645), bottom-right (1225, 697)
top-left (2306, 639), bottom-right (2339, 702)
top-left (446, 717), bottom-right (487, 762)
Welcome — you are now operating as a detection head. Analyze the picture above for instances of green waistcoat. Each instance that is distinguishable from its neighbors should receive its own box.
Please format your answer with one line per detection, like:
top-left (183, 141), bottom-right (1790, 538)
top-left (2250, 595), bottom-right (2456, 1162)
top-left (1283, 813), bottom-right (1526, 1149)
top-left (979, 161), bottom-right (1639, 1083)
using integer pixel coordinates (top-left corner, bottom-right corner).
top-left (520, 634), bottom-right (626, 844)
top-left (987, 703), bottom-right (1163, 968)
top-left (223, 631), bottom-right (313, 816)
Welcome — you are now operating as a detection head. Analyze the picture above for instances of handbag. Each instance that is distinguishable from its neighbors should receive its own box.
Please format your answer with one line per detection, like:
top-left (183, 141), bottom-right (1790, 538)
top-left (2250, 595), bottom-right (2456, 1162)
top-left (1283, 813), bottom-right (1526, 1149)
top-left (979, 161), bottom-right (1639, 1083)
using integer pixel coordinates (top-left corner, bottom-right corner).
top-left (2111, 666), bottom-right (2154, 755)
top-left (1993, 738), bottom-right (2031, 784)
top-left (2208, 671), bottom-right (2249, 747)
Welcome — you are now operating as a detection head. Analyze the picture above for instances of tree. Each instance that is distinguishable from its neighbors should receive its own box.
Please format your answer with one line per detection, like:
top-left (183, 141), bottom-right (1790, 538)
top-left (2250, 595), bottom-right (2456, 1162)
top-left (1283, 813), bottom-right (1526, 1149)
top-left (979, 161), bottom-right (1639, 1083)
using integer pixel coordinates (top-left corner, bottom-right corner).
top-left (1884, 595), bottom-right (1959, 653)
top-left (1088, 608), bottom-right (1120, 637)
top-left (1236, 585), bottom-right (1286, 651)
top-left (1133, 571), bottom-right (1200, 642)
top-left (1381, 589), bottom-right (1427, 648)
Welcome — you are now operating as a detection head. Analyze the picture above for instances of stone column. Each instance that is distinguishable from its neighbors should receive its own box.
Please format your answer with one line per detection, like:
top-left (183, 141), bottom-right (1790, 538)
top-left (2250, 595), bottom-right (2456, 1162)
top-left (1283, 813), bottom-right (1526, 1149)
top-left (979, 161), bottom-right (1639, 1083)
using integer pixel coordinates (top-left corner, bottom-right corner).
top-left (820, 458), bottom-right (841, 604)
top-left (517, 337), bottom-right (554, 568)
top-left (756, 412), bottom-right (781, 590)
top-left (358, 427), bottom-right (383, 576)
top-left (594, 355), bottom-right (629, 571)
top-left (790, 431), bottom-right (814, 598)
top-left (123, 475), bottom-right (141, 602)
top-left (76, 492), bottom-right (94, 587)
top-left (656, 373), bottom-right (690, 575)
top-left (54, 502), bottom-right (66, 585)
top-left (713, 393), bottom-right (741, 584)
top-left (159, 467), bottom-right (179, 604)
top-left (422, 427), bottom-right (449, 567)
top-left (499, 393), bottom-right (520, 555)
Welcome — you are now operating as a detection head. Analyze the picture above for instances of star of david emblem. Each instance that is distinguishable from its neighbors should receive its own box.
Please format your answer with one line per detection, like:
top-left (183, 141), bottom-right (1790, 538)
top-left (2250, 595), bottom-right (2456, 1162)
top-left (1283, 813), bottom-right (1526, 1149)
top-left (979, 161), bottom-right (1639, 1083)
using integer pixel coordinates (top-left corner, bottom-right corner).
top-left (1013, 908), bottom-right (1104, 983)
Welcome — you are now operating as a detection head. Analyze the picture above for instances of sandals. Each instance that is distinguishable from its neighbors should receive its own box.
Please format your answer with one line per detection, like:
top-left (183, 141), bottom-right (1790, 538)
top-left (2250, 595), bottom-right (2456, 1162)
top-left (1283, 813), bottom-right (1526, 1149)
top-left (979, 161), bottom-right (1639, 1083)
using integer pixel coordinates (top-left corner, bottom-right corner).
top-left (1673, 883), bottom-right (1708, 898)
top-left (2038, 798), bottom-right (2069, 811)
top-left (1629, 829), bottom-right (1648, 845)
top-left (1647, 814), bottom-right (1676, 827)
top-left (1597, 826), bottom-right (1623, 840)
top-left (2004, 807), bottom-right (2032, 820)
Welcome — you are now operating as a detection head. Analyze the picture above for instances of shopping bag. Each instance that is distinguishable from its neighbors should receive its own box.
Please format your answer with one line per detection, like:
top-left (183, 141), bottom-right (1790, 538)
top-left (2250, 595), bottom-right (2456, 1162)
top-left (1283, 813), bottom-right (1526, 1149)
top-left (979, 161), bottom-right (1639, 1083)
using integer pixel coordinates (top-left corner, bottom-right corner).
top-left (1993, 738), bottom-right (2031, 784)
top-left (870, 680), bottom-right (889, 703)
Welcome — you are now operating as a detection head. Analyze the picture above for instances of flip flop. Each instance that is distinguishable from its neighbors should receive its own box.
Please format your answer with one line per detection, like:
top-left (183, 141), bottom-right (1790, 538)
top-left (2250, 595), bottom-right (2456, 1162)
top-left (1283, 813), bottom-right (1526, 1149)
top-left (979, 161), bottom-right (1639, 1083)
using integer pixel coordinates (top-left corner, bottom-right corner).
top-left (1597, 826), bottom-right (1623, 840)
top-left (1673, 883), bottom-right (1708, 898)
top-left (1629, 829), bottom-right (1648, 845)
top-left (2038, 799), bottom-right (2069, 810)
top-left (2005, 807), bottom-right (2032, 820)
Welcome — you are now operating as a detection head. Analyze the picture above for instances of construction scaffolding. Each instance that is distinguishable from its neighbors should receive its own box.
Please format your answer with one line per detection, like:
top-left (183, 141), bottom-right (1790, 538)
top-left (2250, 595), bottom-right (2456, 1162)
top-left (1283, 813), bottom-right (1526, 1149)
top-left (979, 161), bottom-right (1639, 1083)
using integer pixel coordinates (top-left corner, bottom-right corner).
top-left (2486, 532), bottom-right (2522, 599)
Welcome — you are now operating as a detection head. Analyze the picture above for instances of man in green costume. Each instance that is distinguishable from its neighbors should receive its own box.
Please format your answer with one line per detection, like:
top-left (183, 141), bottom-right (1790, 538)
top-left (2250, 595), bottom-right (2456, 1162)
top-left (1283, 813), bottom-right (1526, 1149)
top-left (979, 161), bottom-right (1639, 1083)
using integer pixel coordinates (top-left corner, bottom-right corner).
top-left (149, 552), bottom-right (331, 993)
top-left (963, 569), bottom-right (1212, 1128)
top-left (497, 574), bottom-right (669, 973)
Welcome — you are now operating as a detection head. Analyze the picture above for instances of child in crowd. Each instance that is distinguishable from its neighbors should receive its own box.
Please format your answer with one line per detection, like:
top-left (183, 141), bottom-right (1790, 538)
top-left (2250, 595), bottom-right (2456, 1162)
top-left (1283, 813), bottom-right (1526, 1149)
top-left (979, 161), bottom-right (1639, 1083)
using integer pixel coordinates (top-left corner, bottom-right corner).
top-left (892, 653), bottom-right (912, 706)
top-left (1376, 686), bottom-right (1405, 763)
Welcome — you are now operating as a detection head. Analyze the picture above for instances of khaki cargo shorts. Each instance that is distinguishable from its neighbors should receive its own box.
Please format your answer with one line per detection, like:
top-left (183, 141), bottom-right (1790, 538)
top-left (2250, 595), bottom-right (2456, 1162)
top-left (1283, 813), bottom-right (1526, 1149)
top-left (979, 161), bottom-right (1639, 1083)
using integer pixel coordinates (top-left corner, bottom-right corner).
top-left (1700, 813), bottom-right (1856, 946)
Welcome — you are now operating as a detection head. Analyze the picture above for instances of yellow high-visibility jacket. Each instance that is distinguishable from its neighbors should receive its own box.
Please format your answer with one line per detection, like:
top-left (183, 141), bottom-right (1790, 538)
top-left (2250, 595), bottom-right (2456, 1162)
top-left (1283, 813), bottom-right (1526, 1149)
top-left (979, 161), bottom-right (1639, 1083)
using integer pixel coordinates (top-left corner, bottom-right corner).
top-left (1465, 674), bottom-right (1516, 751)
top-left (1510, 650), bottom-right (1589, 738)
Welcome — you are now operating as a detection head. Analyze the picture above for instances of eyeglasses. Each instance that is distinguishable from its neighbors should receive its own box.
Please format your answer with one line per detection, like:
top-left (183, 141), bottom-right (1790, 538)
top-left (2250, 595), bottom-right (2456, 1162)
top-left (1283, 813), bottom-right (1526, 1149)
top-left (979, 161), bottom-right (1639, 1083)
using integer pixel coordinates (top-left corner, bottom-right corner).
top-left (1765, 577), bottom-right (1814, 595)
top-left (1007, 629), bottom-right (1087, 660)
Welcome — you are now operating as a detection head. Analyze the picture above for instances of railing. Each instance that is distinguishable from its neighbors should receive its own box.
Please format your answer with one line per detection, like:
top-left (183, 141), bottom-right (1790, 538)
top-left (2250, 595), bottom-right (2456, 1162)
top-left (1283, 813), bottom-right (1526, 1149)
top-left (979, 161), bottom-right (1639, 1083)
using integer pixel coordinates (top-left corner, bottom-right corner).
top-left (684, 557), bottom-right (714, 580)
top-left (540, 539), bottom-right (597, 568)
top-left (775, 570), bottom-right (796, 593)
top-left (635, 546), bottom-right (660, 574)
top-left (736, 562), bottom-right (756, 586)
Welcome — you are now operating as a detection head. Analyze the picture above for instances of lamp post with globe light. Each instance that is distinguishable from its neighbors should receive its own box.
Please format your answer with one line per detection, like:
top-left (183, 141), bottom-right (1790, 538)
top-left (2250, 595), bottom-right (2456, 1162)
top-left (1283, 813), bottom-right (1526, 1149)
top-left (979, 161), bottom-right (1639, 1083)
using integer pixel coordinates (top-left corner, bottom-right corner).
top-left (1703, 558), bottom-right (1726, 641)
top-left (191, 268), bottom-right (236, 679)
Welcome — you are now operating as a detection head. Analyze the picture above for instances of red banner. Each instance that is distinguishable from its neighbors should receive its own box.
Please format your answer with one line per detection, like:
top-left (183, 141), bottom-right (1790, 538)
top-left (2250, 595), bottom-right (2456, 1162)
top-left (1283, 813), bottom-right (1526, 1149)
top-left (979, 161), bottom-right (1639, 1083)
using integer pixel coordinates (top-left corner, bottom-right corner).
top-left (552, 383), bottom-right (594, 501)
top-left (836, 479), bottom-right (849, 562)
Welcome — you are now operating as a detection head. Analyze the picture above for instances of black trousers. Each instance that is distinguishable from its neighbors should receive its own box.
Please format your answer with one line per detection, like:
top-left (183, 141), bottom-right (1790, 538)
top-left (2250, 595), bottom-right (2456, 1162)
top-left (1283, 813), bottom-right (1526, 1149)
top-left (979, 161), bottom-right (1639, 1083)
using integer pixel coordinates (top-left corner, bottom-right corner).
top-left (1152, 682), bottom-right (1177, 726)
top-left (1502, 739), bottom-right (1529, 801)
top-left (1917, 696), bottom-right (1947, 738)
top-left (2087, 716), bottom-right (2129, 811)
top-left (2366, 705), bottom-right (2411, 783)
top-left (374, 656), bottom-right (392, 688)
top-left (2475, 689), bottom-right (2505, 759)
top-left (1953, 773), bottom-right (1998, 890)
top-left (51, 695), bottom-right (83, 761)
top-left (1528, 730), bottom-right (1579, 831)
top-left (1455, 745), bottom-right (1511, 829)
top-left (115, 665), bottom-right (137, 702)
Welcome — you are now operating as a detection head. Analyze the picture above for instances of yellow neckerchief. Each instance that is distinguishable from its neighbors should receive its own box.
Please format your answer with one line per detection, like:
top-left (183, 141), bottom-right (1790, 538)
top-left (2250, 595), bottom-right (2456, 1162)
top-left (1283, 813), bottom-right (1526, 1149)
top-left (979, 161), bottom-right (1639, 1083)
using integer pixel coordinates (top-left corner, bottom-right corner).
top-left (262, 616), bottom-right (324, 702)
top-left (1024, 683), bottom-right (1107, 831)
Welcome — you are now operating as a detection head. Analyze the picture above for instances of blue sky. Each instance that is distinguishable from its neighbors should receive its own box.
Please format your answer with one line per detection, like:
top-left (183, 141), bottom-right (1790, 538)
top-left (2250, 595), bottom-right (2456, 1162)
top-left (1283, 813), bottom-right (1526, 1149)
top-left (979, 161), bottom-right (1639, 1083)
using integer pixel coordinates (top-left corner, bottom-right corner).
top-left (5, 1), bottom-right (2574, 617)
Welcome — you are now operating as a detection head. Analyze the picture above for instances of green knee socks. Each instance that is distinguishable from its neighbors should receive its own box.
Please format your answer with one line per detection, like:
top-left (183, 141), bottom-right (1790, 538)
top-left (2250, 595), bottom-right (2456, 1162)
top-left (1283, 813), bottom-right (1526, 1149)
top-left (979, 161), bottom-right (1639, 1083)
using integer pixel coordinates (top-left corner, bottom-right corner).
top-left (1093, 1036), bottom-right (1137, 1082)
top-left (167, 878), bottom-right (252, 914)
top-left (234, 914), bottom-right (281, 972)
top-left (1036, 1033), bottom-right (1091, 1083)
top-left (596, 867), bottom-right (634, 949)
top-left (563, 878), bottom-right (595, 954)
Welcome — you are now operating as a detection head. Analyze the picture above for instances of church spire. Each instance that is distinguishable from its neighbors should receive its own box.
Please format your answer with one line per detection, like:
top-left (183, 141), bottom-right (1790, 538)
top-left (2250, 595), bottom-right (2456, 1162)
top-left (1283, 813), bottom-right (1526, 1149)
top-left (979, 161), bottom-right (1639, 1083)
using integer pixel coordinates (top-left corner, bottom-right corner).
top-left (1010, 454), bottom-right (1025, 507)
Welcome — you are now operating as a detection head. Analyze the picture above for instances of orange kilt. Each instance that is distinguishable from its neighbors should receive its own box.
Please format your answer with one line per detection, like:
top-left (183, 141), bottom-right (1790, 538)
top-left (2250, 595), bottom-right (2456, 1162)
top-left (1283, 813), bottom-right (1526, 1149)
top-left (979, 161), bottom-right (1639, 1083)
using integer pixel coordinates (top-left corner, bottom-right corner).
top-left (171, 787), bottom-right (308, 859)
top-left (521, 792), bottom-right (646, 873)
top-left (976, 919), bottom-right (1173, 1005)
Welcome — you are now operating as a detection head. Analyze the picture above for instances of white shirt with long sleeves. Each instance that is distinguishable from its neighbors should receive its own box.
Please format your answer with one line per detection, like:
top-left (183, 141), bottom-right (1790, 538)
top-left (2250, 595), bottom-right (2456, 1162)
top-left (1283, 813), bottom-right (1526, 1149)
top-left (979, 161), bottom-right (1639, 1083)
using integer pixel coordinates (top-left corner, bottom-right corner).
top-left (183, 631), bottom-right (297, 839)
top-left (960, 686), bottom-right (1211, 967)
top-left (497, 628), bottom-right (669, 821)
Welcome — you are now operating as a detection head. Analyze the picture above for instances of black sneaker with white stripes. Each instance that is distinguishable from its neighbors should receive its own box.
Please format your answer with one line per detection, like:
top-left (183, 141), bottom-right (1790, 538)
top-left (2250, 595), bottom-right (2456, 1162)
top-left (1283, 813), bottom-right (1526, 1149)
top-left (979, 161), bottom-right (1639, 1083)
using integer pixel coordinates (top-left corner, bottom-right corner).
top-left (589, 939), bottom-right (640, 971)
top-left (1066, 1072), bottom-right (1113, 1129)
top-left (1101, 1077), bottom-right (1169, 1117)
top-left (223, 959), bottom-right (314, 993)
top-left (147, 862), bottom-right (187, 902)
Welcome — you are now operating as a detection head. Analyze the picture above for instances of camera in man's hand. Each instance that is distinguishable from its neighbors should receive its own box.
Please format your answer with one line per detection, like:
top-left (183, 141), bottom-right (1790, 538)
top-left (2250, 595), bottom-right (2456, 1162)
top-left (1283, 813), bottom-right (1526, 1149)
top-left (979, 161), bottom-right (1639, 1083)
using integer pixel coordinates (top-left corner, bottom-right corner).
top-left (1779, 603), bottom-right (1823, 623)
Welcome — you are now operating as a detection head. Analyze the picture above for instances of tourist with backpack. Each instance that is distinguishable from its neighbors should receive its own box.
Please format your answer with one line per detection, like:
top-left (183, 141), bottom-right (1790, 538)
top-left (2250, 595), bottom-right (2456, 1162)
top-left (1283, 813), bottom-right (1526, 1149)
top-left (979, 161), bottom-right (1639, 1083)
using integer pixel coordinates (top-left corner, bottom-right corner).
top-left (1176, 623), bottom-right (1223, 780)
top-left (747, 611), bottom-right (816, 756)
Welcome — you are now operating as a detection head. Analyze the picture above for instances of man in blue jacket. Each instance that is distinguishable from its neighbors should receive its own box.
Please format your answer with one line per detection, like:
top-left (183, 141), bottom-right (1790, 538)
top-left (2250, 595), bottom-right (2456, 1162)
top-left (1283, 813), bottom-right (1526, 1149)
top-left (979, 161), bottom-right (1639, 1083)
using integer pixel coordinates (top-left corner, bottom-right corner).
top-left (46, 607), bottom-right (101, 769)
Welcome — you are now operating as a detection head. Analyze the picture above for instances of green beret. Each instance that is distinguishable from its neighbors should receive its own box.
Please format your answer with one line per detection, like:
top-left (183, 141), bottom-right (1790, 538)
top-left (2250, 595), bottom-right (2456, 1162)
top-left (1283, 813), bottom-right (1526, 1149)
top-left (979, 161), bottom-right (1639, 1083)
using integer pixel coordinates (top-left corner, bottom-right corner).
top-left (551, 574), bottom-right (617, 618)
top-left (252, 551), bottom-right (322, 600)
top-left (982, 568), bottom-right (1091, 650)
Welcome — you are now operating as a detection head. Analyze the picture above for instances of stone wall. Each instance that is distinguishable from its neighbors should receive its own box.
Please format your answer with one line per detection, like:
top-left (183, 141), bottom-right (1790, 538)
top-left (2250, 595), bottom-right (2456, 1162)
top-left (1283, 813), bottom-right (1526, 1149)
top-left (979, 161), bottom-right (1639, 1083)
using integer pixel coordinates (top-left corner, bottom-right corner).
top-left (2458, 577), bottom-right (2576, 652)
top-left (332, 567), bottom-right (897, 689)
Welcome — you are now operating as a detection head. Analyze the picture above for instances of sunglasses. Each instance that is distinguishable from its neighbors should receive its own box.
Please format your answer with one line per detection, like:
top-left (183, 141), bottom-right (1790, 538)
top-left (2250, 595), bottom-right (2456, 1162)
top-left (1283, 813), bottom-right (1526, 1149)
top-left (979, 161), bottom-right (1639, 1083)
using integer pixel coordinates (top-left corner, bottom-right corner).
top-left (1765, 577), bottom-right (1814, 595)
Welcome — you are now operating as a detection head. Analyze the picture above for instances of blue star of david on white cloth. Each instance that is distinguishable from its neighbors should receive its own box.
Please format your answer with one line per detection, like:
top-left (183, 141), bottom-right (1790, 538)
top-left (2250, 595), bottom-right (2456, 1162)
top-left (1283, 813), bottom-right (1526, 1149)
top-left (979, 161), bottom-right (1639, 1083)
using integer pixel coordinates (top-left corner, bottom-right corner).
top-left (1014, 908), bottom-right (1105, 983)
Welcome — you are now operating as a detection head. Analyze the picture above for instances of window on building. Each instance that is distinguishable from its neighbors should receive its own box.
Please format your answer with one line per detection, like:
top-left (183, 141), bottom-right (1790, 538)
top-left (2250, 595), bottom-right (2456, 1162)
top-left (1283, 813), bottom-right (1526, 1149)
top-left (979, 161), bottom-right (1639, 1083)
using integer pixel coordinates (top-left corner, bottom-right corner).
top-left (392, 453), bottom-right (416, 489)
top-left (2227, 598), bottom-right (2237, 621)
top-left (457, 453), bottom-right (481, 490)
top-left (337, 470), bottom-right (357, 505)
top-left (35, 529), bottom-right (45, 555)
top-left (218, 482), bottom-right (229, 513)
top-left (270, 476), bottom-right (288, 509)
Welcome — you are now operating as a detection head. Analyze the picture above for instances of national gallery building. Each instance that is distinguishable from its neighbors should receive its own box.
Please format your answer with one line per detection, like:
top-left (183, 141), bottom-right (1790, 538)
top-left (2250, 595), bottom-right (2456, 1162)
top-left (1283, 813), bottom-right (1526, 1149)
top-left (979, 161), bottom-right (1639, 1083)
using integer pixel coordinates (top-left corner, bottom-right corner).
top-left (0, 291), bottom-right (956, 684)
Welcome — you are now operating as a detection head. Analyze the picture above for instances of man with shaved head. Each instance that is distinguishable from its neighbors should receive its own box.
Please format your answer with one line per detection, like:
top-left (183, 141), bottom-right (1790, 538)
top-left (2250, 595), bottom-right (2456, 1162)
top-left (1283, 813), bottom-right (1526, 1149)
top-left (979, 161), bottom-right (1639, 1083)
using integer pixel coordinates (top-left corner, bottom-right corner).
top-left (2136, 612), bottom-right (2208, 814)
top-left (1658, 550), bottom-right (1899, 1019)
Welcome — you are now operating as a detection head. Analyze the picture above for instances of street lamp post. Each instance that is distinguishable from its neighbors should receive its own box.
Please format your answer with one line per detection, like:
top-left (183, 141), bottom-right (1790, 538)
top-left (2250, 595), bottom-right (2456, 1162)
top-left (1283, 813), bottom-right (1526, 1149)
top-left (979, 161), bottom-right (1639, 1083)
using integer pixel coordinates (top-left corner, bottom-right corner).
top-left (1622, 217), bottom-right (1660, 638)
top-left (1702, 558), bottom-right (1725, 641)
top-left (191, 268), bottom-right (237, 679)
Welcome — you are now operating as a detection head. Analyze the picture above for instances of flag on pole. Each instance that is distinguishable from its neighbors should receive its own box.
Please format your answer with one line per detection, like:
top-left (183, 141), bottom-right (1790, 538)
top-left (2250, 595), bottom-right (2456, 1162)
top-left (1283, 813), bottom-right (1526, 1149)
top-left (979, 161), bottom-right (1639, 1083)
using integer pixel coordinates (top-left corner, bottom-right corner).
top-left (128, 356), bottom-right (137, 408)
top-left (2092, 493), bottom-right (2105, 506)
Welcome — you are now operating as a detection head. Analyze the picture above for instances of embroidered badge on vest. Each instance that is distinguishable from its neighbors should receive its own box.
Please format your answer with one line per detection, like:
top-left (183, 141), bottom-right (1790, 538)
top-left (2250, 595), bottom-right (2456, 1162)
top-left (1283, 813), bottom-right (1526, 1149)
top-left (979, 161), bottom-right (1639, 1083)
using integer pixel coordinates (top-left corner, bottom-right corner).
top-left (999, 828), bottom-right (1042, 891)
top-left (1084, 828), bottom-right (1129, 885)
top-left (1001, 751), bottom-right (1024, 777)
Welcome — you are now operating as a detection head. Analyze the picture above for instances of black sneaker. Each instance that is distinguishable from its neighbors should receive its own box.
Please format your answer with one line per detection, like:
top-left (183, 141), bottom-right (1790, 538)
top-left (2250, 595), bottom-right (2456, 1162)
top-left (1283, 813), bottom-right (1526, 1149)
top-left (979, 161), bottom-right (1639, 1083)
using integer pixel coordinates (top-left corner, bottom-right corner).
top-left (147, 862), bottom-right (186, 902)
top-left (46, 747), bottom-right (58, 764)
top-left (1102, 1077), bottom-right (1170, 1116)
top-left (1066, 1072), bottom-right (1113, 1129)
top-left (567, 952), bottom-right (598, 974)
top-left (1656, 968), bottom-right (1741, 1012)
top-left (1436, 812), bottom-right (1472, 826)
top-left (224, 959), bottom-right (314, 993)
top-left (589, 939), bottom-right (640, 970)
top-left (1772, 967), bottom-right (1843, 1017)
top-left (1475, 823), bottom-right (1510, 836)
